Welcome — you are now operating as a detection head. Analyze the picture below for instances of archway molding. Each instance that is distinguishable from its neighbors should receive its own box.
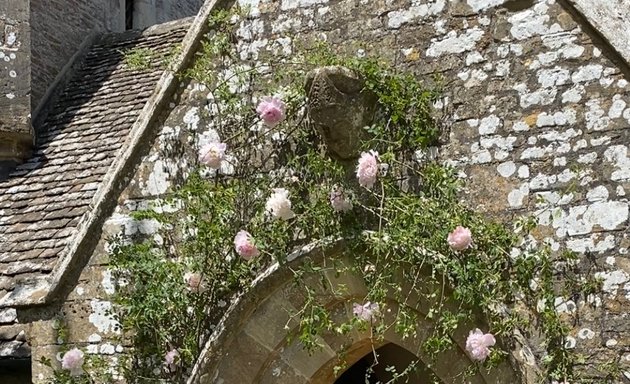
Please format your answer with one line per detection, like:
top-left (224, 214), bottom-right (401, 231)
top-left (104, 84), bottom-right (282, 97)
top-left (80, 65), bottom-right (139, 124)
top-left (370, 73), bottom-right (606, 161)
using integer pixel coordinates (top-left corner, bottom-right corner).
top-left (187, 240), bottom-right (522, 384)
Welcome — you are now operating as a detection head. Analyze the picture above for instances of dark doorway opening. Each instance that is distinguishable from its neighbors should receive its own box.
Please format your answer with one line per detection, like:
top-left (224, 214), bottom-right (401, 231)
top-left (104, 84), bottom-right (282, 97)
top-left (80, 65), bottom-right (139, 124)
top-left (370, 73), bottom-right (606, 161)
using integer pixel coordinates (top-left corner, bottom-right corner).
top-left (125, 0), bottom-right (135, 30)
top-left (0, 358), bottom-right (31, 384)
top-left (334, 343), bottom-right (434, 383)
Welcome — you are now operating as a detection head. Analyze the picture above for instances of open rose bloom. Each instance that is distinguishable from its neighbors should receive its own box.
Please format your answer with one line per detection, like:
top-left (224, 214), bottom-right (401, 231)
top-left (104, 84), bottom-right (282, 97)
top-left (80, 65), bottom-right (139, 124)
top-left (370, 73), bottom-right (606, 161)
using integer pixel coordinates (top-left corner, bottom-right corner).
top-left (265, 188), bottom-right (296, 220)
top-left (61, 348), bottom-right (85, 377)
top-left (465, 328), bottom-right (496, 361)
top-left (198, 142), bottom-right (226, 169)
top-left (184, 272), bottom-right (204, 293)
top-left (164, 348), bottom-right (179, 372)
top-left (234, 230), bottom-right (260, 260)
top-left (353, 301), bottom-right (380, 322)
top-left (447, 226), bottom-right (473, 251)
top-left (330, 186), bottom-right (353, 212)
top-left (256, 96), bottom-right (285, 127)
top-left (356, 151), bottom-right (379, 189)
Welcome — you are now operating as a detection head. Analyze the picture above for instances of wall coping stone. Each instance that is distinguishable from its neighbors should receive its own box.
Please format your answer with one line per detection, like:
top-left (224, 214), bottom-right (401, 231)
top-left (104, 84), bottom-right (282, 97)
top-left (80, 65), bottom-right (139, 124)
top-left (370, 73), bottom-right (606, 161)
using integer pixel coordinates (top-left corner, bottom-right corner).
top-left (567, 0), bottom-right (630, 67)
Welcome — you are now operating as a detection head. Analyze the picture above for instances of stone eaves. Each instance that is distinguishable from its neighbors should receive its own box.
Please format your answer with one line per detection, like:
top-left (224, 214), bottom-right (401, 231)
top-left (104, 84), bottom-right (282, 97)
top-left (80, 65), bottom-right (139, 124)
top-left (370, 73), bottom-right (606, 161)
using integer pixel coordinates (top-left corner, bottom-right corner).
top-left (567, 0), bottom-right (630, 68)
top-left (0, 20), bottom-right (190, 307)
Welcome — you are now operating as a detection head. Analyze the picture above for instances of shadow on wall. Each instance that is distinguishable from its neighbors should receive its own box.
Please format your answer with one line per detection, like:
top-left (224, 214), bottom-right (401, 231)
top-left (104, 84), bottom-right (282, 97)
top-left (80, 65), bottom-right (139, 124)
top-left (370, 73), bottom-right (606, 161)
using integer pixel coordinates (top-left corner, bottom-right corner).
top-left (335, 343), bottom-right (437, 384)
top-left (0, 358), bottom-right (31, 384)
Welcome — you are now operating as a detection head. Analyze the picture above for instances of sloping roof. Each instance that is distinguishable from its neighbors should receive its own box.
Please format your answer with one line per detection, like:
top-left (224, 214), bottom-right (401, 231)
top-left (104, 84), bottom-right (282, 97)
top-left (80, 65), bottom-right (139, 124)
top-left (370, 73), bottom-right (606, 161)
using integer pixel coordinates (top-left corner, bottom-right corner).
top-left (0, 21), bottom-right (189, 306)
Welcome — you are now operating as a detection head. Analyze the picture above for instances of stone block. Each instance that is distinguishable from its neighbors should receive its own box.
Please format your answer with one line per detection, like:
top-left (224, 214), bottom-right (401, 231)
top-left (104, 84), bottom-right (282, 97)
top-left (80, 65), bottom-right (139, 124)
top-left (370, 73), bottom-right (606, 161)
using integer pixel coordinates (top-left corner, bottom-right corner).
top-left (258, 358), bottom-right (308, 384)
top-left (213, 331), bottom-right (271, 382)
top-left (0, 340), bottom-right (30, 358)
top-left (243, 293), bottom-right (298, 350)
top-left (280, 333), bottom-right (335, 378)
top-left (0, 308), bottom-right (17, 324)
top-left (0, 324), bottom-right (28, 341)
top-left (31, 344), bottom-right (61, 384)
top-left (29, 320), bottom-right (57, 348)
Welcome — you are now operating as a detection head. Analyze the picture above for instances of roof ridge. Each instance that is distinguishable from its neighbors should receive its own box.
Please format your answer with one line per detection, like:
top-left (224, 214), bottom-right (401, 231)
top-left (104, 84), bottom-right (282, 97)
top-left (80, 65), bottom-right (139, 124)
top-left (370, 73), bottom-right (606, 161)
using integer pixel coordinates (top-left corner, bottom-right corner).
top-left (97, 16), bottom-right (196, 45)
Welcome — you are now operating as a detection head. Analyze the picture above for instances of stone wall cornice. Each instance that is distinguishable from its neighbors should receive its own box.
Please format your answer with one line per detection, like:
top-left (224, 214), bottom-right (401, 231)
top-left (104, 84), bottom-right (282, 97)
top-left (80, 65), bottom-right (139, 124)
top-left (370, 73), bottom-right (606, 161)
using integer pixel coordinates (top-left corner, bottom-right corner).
top-left (567, 0), bottom-right (630, 68)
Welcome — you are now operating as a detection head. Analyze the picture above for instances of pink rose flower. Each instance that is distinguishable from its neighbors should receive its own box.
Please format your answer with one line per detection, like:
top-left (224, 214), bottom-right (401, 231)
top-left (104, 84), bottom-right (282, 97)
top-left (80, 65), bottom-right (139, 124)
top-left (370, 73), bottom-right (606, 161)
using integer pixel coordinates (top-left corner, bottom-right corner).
top-left (164, 348), bottom-right (179, 372)
top-left (447, 226), bottom-right (473, 251)
top-left (356, 151), bottom-right (379, 189)
top-left (198, 142), bottom-right (226, 169)
top-left (265, 188), bottom-right (295, 220)
top-left (256, 96), bottom-right (285, 127)
top-left (465, 328), bottom-right (496, 362)
top-left (330, 186), bottom-right (353, 212)
top-left (234, 230), bottom-right (260, 260)
top-left (184, 272), bottom-right (204, 293)
top-left (353, 301), bottom-right (380, 322)
top-left (61, 348), bottom-right (84, 377)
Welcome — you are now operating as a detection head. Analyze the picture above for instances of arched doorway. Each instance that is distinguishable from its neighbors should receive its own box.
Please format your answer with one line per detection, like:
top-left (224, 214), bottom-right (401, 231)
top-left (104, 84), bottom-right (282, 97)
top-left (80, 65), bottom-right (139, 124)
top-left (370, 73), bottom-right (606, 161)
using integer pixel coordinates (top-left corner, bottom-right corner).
top-left (187, 241), bottom-right (522, 384)
top-left (335, 343), bottom-right (435, 384)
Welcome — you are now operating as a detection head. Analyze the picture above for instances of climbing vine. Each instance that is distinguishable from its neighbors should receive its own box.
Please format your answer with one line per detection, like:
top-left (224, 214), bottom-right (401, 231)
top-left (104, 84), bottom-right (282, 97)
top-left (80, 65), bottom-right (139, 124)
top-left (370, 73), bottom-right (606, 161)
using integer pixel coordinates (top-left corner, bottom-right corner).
top-left (50, 6), bottom-right (603, 384)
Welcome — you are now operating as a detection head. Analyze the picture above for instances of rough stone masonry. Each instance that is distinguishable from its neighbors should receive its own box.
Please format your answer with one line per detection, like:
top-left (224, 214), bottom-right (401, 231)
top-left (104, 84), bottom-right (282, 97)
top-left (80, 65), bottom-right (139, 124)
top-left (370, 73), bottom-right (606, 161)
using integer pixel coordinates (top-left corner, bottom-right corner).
top-left (1, 0), bottom-right (629, 382)
top-left (114, 0), bottom-right (628, 380)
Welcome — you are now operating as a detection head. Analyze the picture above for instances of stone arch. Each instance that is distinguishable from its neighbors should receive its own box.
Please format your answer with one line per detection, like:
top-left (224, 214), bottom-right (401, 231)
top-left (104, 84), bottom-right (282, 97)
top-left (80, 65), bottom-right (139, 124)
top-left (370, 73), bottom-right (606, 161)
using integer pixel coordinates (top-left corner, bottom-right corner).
top-left (332, 342), bottom-right (433, 383)
top-left (188, 240), bottom-right (522, 384)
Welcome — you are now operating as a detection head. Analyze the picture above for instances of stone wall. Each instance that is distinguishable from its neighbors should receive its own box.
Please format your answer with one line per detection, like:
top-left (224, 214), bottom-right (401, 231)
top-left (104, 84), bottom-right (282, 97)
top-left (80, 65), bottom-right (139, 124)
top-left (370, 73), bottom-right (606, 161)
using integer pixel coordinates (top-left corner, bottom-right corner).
top-left (20, 0), bottom-right (630, 382)
top-left (30, 0), bottom-right (204, 115)
top-left (134, 0), bottom-right (205, 29)
top-left (30, 0), bottom-right (107, 108)
top-left (0, 0), bottom-right (33, 176)
top-left (0, 0), bottom-right (30, 134)
top-left (30, 0), bottom-right (202, 110)
top-left (157, 0), bottom-right (206, 24)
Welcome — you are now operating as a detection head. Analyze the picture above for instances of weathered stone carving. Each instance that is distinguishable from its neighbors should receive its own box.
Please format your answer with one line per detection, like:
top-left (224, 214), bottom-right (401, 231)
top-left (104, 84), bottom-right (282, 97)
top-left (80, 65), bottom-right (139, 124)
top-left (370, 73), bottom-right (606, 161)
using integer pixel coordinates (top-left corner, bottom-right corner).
top-left (304, 66), bottom-right (378, 160)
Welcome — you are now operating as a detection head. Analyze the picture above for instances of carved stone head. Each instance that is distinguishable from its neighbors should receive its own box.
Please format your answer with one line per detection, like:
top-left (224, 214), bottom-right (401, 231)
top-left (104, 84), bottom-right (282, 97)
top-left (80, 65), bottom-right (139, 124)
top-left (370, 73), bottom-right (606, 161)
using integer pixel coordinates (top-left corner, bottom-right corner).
top-left (304, 66), bottom-right (378, 160)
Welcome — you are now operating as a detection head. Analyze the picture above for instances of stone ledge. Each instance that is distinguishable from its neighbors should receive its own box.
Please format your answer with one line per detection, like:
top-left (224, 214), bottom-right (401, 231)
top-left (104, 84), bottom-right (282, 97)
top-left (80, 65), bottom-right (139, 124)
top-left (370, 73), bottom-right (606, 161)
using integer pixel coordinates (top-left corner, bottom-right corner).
top-left (0, 340), bottom-right (30, 358)
top-left (567, 0), bottom-right (630, 67)
top-left (0, 308), bottom-right (17, 324)
top-left (0, 132), bottom-right (32, 163)
top-left (0, 131), bottom-right (33, 180)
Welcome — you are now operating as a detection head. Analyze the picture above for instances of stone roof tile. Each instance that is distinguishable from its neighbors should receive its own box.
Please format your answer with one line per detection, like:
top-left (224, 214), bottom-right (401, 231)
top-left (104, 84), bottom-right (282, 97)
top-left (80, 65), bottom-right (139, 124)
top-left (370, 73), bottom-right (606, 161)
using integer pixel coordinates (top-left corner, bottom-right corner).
top-left (0, 23), bottom-right (188, 300)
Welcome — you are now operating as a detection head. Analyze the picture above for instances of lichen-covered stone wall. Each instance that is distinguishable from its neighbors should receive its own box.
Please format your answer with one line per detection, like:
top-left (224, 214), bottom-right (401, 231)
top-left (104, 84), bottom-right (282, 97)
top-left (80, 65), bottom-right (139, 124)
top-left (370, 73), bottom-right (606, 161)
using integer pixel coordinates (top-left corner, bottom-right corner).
top-left (26, 0), bottom-right (630, 382)
top-left (0, 0), bottom-right (32, 151)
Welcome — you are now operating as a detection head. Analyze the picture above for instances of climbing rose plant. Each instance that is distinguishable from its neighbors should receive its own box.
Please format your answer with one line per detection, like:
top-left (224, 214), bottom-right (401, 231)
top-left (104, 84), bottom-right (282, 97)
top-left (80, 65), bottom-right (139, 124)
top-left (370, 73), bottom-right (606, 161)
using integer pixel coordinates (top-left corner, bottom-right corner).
top-left (197, 142), bottom-right (226, 169)
top-left (61, 348), bottom-right (84, 377)
top-left (353, 302), bottom-right (380, 323)
top-left (233, 230), bottom-right (260, 260)
top-left (265, 187), bottom-right (296, 220)
top-left (88, 8), bottom-right (593, 384)
top-left (256, 96), bottom-right (285, 127)
top-left (447, 225), bottom-right (473, 251)
top-left (465, 329), bottom-right (496, 362)
top-left (329, 185), bottom-right (353, 212)
top-left (356, 150), bottom-right (379, 189)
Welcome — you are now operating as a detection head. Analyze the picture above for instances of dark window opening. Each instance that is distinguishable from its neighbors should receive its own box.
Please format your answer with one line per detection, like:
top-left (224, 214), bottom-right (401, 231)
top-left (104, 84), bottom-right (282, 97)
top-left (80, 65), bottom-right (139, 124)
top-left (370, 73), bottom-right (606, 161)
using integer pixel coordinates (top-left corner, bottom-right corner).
top-left (125, 0), bottom-right (134, 30)
top-left (334, 343), bottom-right (436, 384)
top-left (0, 358), bottom-right (31, 384)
